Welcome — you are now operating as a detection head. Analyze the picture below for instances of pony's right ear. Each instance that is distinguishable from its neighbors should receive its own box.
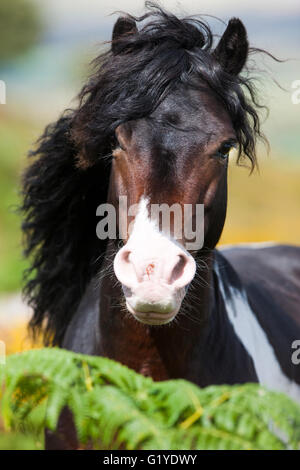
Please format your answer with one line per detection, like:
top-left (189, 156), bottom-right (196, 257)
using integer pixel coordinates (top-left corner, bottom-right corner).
top-left (111, 16), bottom-right (137, 54)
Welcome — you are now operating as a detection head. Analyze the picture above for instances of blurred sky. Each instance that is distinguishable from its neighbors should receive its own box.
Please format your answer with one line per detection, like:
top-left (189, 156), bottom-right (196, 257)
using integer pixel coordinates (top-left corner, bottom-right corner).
top-left (41, 0), bottom-right (300, 20)
top-left (38, 0), bottom-right (300, 53)
top-left (1, 0), bottom-right (300, 158)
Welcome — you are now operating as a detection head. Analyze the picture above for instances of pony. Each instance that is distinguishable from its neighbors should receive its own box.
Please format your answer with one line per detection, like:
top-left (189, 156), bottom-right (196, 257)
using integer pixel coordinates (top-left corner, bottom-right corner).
top-left (21, 2), bottom-right (300, 449)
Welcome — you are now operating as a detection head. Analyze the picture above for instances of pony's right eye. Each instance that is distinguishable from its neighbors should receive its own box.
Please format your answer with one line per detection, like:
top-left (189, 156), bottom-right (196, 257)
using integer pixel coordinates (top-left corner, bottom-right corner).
top-left (117, 141), bottom-right (125, 151)
top-left (114, 135), bottom-right (126, 151)
top-left (111, 134), bottom-right (125, 153)
top-left (112, 138), bottom-right (126, 159)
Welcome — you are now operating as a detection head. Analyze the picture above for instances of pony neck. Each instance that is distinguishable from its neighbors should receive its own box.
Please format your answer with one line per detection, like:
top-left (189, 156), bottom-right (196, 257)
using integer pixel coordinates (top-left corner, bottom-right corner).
top-left (63, 244), bottom-right (257, 386)
top-left (97, 246), bottom-right (232, 384)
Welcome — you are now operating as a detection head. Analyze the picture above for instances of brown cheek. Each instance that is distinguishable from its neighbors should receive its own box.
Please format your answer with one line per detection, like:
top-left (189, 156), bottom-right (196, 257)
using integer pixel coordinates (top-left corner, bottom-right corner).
top-left (204, 179), bottom-right (219, 209)
top-left (112, 155), bottom-right (147, 241)
top-left (110, 163), bottom-right (129, 241)
top-left (193, 160), bottom-right (225, 237)
top-left (113, 156), bottom-right (133, 198)
top-left (203, 160), bottom-right (227, 208)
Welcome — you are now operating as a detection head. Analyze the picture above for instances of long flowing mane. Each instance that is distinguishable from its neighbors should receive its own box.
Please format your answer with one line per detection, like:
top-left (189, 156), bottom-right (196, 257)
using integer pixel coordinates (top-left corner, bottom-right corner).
top-left (22, 2), bottom-right (268, 346)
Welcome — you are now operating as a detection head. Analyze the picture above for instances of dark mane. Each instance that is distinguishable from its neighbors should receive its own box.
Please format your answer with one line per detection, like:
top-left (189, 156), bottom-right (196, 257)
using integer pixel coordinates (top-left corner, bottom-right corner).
top-left (22, 2), bottom-right (270, 345)
top-left (22, 113), bottom-right (110, 345)
top-left (72, 2), bottom-right (267, 169)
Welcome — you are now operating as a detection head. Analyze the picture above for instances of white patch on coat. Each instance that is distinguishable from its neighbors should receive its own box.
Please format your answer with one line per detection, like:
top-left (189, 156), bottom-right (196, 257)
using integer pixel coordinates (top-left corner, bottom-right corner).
top-left (219, 242), bottom-right (278, 250)
top-left (215, 265), bottom-right (300, 403)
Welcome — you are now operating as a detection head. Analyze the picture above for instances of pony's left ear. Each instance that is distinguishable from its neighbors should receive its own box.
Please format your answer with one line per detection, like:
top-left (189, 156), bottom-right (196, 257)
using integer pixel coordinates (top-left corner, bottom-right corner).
top-left (112, 16), bottom-right (137, 54)
top-left (213, 18), bottom-right (248, 75)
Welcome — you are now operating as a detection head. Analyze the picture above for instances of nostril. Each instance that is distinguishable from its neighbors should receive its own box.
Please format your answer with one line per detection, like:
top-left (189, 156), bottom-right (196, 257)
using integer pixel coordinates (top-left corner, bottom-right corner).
top-left (170, 255), bottom-right (187, 284)
top-left (114, 246), bottom-right (138, 288)
top-left (170, 252), bottom-right (196, 289)
top-left (120, 248), bottom-right (131, 264)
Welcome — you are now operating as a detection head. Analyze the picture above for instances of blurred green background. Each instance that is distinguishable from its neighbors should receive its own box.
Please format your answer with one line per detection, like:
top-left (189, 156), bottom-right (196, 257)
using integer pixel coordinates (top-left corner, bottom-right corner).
top-left (0, 0), bottom-right (299, 310)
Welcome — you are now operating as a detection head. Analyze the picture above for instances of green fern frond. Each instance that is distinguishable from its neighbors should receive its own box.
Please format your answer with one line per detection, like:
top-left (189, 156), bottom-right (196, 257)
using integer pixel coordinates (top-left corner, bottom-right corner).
top-left (0, 348), bottom-right (299, 450)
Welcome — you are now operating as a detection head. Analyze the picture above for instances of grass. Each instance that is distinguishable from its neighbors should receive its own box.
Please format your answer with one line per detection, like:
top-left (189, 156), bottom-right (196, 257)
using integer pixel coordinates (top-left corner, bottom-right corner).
top-left (0, 431), bottom-right (43, 450)
top-left (0, 112), bottom-right (39, 292)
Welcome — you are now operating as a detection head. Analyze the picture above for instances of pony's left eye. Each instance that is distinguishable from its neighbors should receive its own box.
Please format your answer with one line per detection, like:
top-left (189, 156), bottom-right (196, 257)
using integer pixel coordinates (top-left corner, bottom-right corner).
top-left (214, 141), bottom-right (237, 159)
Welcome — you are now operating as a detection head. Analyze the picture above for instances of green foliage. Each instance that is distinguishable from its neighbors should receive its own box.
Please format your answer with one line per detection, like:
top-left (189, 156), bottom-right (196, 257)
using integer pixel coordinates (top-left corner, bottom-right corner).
top-left (0, 431), bottom-right (43, 450)
top-left (0, 115), bottom-right (37, 293)
top-left (0, 0), bottom-right (41, 63)
top-left (0, 348), bottom-right (299, 450)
